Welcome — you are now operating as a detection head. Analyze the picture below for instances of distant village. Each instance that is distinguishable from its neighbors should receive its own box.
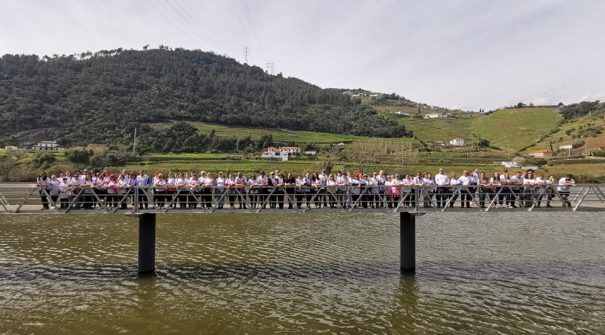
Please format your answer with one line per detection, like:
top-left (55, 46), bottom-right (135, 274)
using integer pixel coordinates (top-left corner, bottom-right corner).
top-left (5, 140), bottom-right (64, 152)
top-left (4, 138), bottom-right (587, 163)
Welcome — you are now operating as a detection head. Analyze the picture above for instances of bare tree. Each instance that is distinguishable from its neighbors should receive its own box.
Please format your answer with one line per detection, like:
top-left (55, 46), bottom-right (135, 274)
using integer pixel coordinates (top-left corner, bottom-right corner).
top-left (346, 140), bottom-right (419, 174)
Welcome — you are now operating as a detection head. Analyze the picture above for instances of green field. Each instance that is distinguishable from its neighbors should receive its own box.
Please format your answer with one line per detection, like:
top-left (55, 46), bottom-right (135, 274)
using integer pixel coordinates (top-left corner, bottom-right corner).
top-left (155, 121), bottom-right (417, 145)
top-left (526, 116), bottom-right (605, 152)
top-left (471, 107), bottom-right (562, 152)
top-left (0, 148), bottom-right (6, 158)
top-left (146, 153), bottom-right (243, 161)
top-left (402, 117), bottom-right (476, 143)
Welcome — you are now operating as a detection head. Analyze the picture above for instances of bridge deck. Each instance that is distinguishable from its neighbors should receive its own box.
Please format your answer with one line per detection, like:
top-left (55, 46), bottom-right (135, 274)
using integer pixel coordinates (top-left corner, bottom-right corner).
top-left (1, 183), bottom-right (603, 215)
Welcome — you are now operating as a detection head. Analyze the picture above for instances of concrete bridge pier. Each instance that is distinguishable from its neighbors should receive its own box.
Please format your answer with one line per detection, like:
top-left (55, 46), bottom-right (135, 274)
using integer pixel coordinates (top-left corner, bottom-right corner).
top-left (400, 212), bottom-right (415, 274)
top-left (138, 213), bottom-right (156, 275)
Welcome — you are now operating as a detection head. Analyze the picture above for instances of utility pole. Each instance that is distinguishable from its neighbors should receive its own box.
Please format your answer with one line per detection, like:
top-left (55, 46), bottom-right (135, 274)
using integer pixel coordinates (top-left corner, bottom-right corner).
top-left (243, 46), bottom-right (248, 64)
top-left (265, 62), bottom-right (274, 75)
top-left (133, 128), bottom-right (137, 157)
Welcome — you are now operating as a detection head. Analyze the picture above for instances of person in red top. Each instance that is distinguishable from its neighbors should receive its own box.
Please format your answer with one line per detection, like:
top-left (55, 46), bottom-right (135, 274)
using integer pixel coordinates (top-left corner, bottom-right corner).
top-left (103, 174), bottom-right (119, 208)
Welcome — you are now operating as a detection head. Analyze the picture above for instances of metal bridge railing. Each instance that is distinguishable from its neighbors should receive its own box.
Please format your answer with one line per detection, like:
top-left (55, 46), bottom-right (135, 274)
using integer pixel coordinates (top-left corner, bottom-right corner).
top-left (0, 184), bottom-right (603, 214)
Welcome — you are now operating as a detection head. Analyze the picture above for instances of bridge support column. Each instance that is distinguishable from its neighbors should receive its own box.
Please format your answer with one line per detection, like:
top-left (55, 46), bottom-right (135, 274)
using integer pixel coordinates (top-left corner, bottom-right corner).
top-left (400, 212), bottom-right (415, 274)
top-left (138, 213), bottom-right (156, 275)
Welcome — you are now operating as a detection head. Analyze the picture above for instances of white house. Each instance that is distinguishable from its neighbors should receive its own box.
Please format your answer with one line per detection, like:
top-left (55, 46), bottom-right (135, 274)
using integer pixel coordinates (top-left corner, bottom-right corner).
top-left (424, 113), bottom-right (448, 119)
top-left (33, 140), bottom-right (63, 151)
top-left (262, 149), bottom-right (288, 161)
top-left (528, 150), bottom-right (553, 158)
top-left (4, 145), bottom-right (18, 150)
top-left (261, 151), bottom-right (288, 161)
top-left (501, 161), bottom-right (520, 168)
top-left (262, 146), bottom-right (302, 161)
top-left (449, 138), bottom-right (465, 147)
top-left (273, 146), bottom-right (301, 154)
top-left (394, 111), bottom-right (411, 117)
top-left (303, 150), bottom-right (317, 155)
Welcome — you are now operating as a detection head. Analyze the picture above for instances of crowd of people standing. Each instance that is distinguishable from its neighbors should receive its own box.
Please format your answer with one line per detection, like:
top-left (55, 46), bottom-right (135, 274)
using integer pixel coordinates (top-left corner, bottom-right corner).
top-left (35, 168), bottom-right (576, 210)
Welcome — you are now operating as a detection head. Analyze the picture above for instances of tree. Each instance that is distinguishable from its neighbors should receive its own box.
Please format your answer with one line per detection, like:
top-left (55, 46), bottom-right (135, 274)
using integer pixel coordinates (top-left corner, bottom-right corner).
top-left (477, 139), bottom-right (490, 148)
top-left (31, 153), bottom-right (57, 168)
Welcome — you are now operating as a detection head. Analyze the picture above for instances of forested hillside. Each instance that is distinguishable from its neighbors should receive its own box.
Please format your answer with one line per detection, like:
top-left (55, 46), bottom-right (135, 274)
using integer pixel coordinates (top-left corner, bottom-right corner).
top-left (0, 47), bottom-right (407, 146)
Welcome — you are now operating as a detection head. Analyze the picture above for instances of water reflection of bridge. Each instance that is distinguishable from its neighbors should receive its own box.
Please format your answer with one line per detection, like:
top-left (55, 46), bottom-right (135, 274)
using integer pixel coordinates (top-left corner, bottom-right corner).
top-left (1, 183), bottom-right (604, 276)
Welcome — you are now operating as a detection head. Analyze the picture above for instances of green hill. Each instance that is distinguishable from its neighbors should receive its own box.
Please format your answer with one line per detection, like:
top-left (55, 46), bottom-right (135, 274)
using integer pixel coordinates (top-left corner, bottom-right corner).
top-left (471, 107), bottom-right (562, 151)
top-left (0, 48), bottom-right (407, 147)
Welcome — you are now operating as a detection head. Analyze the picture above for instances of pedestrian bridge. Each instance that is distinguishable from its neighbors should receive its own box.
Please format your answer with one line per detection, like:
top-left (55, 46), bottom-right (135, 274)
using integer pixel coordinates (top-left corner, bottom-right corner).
top-left (1, 183), bottom-right (603, 276)
top-left (1, 183), bottom-right (603, 214)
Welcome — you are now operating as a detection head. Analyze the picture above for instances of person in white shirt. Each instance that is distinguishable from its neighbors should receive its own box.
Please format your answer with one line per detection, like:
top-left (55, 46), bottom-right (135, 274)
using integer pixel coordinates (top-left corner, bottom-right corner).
top-left (302, 172), bottom-right (313, 208)
top-left (359, 174), bottom-right (369, 208)
top-left (165, 173), bottom-right (177, 209)
top-left (448, 172), bottom-right (460, 208)
top-left (247, 173), bottom-right (258, 208)
top-left (175, 173), bottom-right (188, 209)
top-left (268, 172), bottom-right (282, 209)
top-left (533, 174), bottom-right (546, 208)
top-left (48, 175), bottom-right (59, 209)
top-left (68, 174), bottom-right (82, 209)
top-left (187, 173), bottom-right (199, 209)
top-left (58, 177), bottom-right (71, 209)
top-left (136, 171), bottom-right (150, 209)
top-left (545, 175), bottom-right (556, 208)
top-left (116, 174), bottom-right (130, 209)
top-left (422, 172), bottom-right (435, 208)
top-left (326, 174), bottom-right (338, 208)
top-left (295, 174), bottom-right (305, 209)
top-left (489, 172), bottom-right (503, 207)
top-left (458, 170), bottom-right (472, 208)
top-left (256, 171), bottom-right (269, 209)
top-left (317, 171), bottom-right (329, 208)
top-left (153, 173), bottom-right (166, 208)
top-left (478, 171), bottom-right (491, 208)
top-left (557, 174), bottom-right (575, 207)
top-left (336, 172), bottom-right (349, 208)
top-left (522, 170), bottom-right (537, 207)
top-left (411, 172), bottom-right (424, 208)
top-left (434, 168), bottom-right (450, 208)
top-left (225, 172), bottom-right (237, 208)
top-left (399, 175), bottom-right (412, 207)
top-left (349, 172), bottom-right (362, 208)
top-left (215, 171), bottom-right (226, 209)
top-left (509, 171), bottom-right (524, 208)
top-left (201, 171), bottom-right (215, 209)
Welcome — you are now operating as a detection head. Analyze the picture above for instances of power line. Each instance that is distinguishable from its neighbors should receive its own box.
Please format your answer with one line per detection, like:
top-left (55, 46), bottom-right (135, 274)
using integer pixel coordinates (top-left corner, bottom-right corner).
top-left (173, 0), bottom-right (239, 52)
top-left (146, 0), bottom-right (209, 49)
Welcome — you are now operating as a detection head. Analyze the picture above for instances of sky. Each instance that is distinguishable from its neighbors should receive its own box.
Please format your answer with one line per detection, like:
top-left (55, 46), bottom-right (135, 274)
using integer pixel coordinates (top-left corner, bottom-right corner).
top-left (1, 0), bottom-right (604, 110)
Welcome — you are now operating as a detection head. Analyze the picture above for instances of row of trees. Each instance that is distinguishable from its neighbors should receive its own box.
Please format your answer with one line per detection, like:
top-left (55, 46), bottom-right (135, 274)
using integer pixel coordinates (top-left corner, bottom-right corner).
top-left (560, 101), bottom-right (604, 120)
top-left (137, 122), bottom-right (276, 154)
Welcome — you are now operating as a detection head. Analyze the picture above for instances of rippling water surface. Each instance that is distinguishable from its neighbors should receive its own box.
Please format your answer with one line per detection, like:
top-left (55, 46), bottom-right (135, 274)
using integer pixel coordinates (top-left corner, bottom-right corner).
top-left (1, 212), bottom-right (604, 334)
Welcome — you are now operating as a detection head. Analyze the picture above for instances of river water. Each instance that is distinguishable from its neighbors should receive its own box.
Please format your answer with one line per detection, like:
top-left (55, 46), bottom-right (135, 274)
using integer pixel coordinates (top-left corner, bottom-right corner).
top-left (0, 212), bottom-right (603, 334)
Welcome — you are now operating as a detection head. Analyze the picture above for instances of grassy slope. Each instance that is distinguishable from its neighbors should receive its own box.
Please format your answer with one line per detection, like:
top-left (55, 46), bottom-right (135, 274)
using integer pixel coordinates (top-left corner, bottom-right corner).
top-left (402, 117), bottom-right (476, 143)
top-left (155, 122), bottom-right (417, 145)
top-left (471, 107), bottom-right (562, 151)
top-left (526, 116), bottom-right (605, 153)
